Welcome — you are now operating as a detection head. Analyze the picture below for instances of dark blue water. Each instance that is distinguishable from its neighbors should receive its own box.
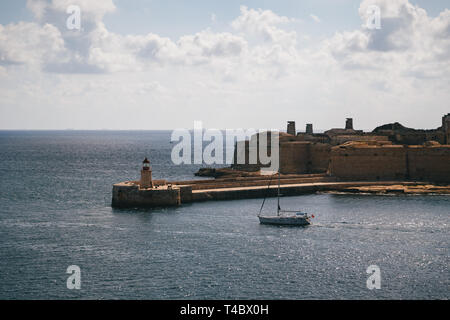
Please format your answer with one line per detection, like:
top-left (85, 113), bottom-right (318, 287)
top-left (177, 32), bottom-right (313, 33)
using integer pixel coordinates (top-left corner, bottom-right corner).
top-left (0, 131), bottom-right (448, 299)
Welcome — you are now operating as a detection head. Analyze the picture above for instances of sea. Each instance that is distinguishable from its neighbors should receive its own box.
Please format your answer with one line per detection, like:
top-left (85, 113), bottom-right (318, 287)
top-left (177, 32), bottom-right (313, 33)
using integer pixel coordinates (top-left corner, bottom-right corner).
top-left (0, 130), bottom-right (448, 299)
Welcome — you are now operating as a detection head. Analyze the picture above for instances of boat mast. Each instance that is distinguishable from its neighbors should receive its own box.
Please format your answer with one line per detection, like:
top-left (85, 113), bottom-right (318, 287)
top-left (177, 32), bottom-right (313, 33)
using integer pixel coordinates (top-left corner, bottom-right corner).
top-left (277, 171), bottom-right (280, 215)
top-left (258, 173), bottom-right (275, 217)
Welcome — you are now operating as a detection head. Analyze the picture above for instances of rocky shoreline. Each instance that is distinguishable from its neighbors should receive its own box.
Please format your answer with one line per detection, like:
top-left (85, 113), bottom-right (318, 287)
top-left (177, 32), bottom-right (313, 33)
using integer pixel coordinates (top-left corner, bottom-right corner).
top-left (327, 184), bottom-right (450, 195)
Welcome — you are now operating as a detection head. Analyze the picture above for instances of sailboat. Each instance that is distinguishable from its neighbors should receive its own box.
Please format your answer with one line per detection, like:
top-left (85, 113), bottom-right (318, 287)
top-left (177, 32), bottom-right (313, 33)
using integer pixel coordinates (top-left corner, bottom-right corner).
top-left (257, 172), bottom-right (314, 226)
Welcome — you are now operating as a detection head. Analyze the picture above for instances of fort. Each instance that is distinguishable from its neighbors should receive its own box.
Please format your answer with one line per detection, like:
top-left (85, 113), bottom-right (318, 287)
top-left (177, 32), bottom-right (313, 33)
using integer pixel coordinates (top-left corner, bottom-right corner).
top-left (112, 114), bottom-right (450, 208)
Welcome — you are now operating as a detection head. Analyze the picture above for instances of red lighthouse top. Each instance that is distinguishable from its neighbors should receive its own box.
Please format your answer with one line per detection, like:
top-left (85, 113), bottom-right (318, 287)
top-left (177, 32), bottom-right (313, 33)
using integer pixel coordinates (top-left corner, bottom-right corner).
top-left (142, 157), bottom-right (151, 170)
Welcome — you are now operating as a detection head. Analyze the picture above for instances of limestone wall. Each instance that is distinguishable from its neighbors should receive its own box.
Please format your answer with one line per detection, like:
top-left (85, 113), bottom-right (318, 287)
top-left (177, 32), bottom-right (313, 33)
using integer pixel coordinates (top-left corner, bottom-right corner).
top-left (309, 143), bottom-right (331, 173)
top-left (407, 146), bottom-right (450, 182)
top-left (112, 184), bottom-right (181, 207)
top-left (279, 142), bottom-right (330, 174)
top-left (329, 143), bottom-right (450, 182)
top-left (329, 145), bottom-right (407, 180)
top-left (280, 142), bottom-right (309, 174)
top-left (178, 185), bottom-right (193, 202)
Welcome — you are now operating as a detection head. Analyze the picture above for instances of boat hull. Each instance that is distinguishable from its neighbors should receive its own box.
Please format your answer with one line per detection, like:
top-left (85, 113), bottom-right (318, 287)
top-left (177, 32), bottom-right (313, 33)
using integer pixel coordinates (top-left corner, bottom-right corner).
top-left (258, 216), bottom-right (310, 226)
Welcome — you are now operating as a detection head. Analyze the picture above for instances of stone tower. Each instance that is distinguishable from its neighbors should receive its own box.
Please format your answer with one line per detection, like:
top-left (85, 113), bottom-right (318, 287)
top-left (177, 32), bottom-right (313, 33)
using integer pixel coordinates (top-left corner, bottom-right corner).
top-left (443, 113), bottom-right (450, 144)
top-left (140, 157), bottom-right (153, 189)
top-left (345, 118), bottom-right (353, 130)
top-left (306, 123), bottom-right (313, 135)
top-left (287, 121), bottom-right (296, 136)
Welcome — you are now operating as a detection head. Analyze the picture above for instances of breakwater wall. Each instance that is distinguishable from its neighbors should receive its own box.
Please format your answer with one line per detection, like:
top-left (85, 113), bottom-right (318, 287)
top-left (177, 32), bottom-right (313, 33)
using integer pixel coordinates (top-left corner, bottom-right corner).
top-left (112, 178), bottom-right (436, 208)
top-left (189, 181), bottom-right (432, 202)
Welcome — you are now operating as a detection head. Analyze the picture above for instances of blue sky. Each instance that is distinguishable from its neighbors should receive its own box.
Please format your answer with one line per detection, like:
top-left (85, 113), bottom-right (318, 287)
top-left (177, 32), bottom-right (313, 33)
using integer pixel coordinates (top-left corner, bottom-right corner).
top-left (0, 0), bottom-right (449, 130)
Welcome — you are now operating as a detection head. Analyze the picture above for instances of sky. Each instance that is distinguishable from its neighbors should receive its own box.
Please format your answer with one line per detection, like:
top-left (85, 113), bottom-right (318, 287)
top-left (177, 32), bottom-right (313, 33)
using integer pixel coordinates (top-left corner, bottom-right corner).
top-left (0, 0), bottom-right (449, 130)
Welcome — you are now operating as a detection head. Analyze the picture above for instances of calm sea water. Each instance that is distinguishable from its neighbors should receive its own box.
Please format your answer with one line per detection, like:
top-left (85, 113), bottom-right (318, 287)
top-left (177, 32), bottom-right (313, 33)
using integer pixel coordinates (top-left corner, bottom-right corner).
top-left (0, 131), bottom-right (448, 299)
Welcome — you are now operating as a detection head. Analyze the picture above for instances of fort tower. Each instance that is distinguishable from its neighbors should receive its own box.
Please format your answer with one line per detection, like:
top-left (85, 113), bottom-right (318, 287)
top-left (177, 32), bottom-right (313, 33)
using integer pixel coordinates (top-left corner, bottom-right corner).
top-left (443, 113), bottom-right (450, 144)
top-left (345, 118), bottom-right (354, 130)
top-left (140, 157), bottom-right (153, 189)
top-left (287, 121), bottom-right (296, 136)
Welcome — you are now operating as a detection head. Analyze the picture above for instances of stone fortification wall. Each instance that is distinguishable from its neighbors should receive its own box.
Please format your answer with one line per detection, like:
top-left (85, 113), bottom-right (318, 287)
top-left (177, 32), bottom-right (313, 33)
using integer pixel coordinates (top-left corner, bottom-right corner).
top-left (329, 142), bottom-right (450, 182)
top-left (309, 143), bottom-right (331, 173)
top-left (407, 146), bottom-right (450, 182)
top-left (280, 142), bottom-right (309, 174)
top-left (279, 142), bottom-right (330, 174)
top-left (329, 144), bottom-right (407, 180)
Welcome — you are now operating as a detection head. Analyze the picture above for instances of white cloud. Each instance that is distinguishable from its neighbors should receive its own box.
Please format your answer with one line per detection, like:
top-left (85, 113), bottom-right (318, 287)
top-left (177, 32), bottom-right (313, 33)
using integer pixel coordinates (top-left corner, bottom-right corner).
top-left (0, 3), bottom-right (306, 74)
top-left (0, 22), bottom-right (66, 67)
top-left (326, 0), bottom-right (450, 80)
top-left (231, 6), bottom-right (297, 47)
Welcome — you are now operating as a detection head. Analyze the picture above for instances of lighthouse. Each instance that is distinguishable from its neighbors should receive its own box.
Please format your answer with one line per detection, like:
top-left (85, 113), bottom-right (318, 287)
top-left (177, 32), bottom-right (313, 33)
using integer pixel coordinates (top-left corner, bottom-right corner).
top-left (140, 157), bottom-right (153, 189)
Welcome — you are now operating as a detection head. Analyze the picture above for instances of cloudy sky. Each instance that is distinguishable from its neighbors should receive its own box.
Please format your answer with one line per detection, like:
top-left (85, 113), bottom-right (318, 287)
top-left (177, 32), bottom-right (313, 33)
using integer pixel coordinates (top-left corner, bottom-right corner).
top-left (0, 0), bottom-right (449, 130)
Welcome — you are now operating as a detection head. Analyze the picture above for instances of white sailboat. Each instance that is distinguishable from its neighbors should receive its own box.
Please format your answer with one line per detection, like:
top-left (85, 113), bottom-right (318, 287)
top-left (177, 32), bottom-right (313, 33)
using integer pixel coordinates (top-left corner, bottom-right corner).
top-left (257, 172), bottom-right (314, 226)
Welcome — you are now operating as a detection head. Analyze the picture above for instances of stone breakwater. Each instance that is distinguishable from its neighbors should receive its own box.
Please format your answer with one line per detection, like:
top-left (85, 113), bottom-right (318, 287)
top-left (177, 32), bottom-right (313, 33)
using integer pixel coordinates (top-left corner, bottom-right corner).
top-left (111, 174), bottom-right (450, 208)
